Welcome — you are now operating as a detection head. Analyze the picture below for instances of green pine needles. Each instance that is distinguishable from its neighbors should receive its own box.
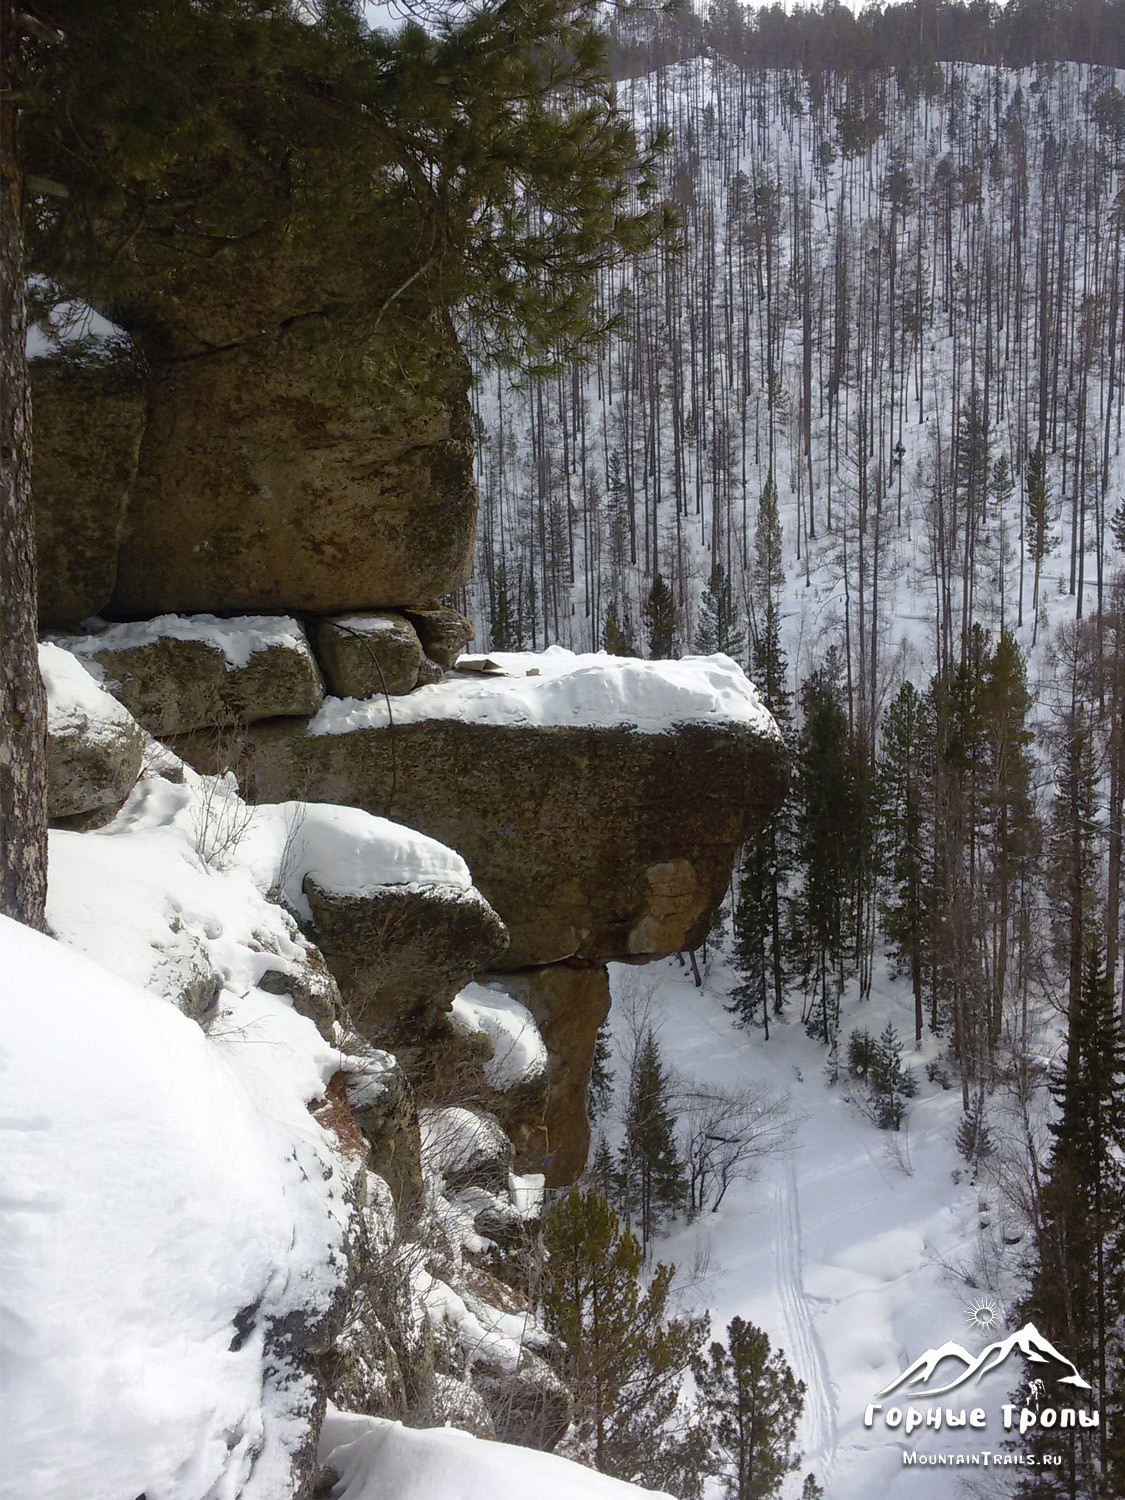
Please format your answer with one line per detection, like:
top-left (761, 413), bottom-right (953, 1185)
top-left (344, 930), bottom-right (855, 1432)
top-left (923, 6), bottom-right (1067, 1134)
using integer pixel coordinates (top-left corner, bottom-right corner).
top-left (23, 0), bottom-right (673, 373)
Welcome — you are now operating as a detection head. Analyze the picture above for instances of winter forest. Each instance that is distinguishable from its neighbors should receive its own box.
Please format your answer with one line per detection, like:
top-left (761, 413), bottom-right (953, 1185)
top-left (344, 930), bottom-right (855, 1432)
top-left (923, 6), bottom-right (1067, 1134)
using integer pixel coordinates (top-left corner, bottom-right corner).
top-left (464, 39), bottom-right (1125, 1119)
top-left (456, 18), bottom-right (1125, 1498)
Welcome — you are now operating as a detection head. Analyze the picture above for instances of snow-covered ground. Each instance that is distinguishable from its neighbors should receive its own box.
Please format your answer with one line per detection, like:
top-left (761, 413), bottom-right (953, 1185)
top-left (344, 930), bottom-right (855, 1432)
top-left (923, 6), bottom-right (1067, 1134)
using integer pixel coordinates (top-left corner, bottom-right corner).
top-left (606, 952), bottom-right (1031, 1500)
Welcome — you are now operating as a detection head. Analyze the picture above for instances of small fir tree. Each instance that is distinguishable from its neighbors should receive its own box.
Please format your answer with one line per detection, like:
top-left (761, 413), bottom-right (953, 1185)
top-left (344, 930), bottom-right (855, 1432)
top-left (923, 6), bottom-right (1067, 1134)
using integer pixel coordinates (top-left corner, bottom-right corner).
top-left (587, 1022), bottom-right (615, 1124)
top-left (603, 600), bottom-right (634, 656)
top-left (1018, 950), bottom-right (1125, 1498)
top-left (693, 1315), bottom-right (806, 1500)
top-left (617, 1027), bottom-right (687, 1251)
top-left (542, 1189), bottom-right (708, 1495)
top-left (877, 682), bottom-right (936, 1045)
top-left (789, 649), bottom-right (857, 1044)
top-left (696, 562), bottom-right (745, 659)
top-left (643, 572), bottom-right (679, 659)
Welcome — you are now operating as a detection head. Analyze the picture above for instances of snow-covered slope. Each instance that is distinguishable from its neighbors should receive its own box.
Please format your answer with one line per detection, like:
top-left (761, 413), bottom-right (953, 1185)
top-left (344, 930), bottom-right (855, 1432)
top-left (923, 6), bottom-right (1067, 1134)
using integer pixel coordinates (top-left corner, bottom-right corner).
top-left (605, 953), bottom-right (1022, 1500)
top-left (0, 917), bottom-right (351, 1500)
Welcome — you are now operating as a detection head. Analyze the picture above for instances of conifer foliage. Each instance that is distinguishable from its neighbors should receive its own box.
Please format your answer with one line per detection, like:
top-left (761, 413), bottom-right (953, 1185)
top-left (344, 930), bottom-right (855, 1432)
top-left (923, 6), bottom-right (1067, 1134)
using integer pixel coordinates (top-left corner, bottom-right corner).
top-left (693, 1316), bottom-right (806, 1500)
top-left (617, 1026), bottom-right (687, 1251)
top-left (541, 1188), bottom-right (708, 1495)
top-left (1019, 951), bottom-right (1125, 1498)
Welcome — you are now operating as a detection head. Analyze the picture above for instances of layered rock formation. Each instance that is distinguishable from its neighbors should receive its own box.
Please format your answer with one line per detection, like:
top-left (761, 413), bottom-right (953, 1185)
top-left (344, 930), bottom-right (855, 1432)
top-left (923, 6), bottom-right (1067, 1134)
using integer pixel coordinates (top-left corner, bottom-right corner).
top-left (31, 253), bottom-right (477, 624)
top-left (31, 356), bottom-right (146, 625)
top-left (180, 652), bottom-right (788, 971)
top-left (31, 275), bottom-right (788, 1491)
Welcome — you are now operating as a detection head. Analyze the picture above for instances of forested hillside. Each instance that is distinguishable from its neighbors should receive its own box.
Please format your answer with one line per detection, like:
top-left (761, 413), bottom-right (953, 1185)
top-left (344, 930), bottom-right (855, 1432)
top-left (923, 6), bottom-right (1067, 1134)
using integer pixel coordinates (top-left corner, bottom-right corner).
top-left (465, 53), bottom-right (1124, 1042)
top-left (463, 50), bottom-right (1125, 1493)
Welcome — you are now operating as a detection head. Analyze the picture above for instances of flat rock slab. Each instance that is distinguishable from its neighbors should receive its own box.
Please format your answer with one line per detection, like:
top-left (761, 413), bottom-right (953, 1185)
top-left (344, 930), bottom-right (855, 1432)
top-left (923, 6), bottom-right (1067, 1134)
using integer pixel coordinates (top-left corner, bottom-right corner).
top-left (62, 615), bottom-right (324, 738)
top-left (187, 715), bottom-right (787, 970)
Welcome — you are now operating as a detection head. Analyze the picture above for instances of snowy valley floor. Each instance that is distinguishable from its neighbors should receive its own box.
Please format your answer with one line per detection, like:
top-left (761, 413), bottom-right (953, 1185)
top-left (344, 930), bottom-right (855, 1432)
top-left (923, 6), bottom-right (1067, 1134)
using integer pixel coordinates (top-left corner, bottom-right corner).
top-left (607, 954), bottom-right (1029, 1500)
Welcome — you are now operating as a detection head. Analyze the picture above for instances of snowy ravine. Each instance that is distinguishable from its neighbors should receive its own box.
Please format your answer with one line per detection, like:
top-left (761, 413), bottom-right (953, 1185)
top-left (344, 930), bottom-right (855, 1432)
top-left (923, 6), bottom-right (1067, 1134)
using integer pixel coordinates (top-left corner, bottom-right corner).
top-left (607, 953), bottom-right (1011, 1500)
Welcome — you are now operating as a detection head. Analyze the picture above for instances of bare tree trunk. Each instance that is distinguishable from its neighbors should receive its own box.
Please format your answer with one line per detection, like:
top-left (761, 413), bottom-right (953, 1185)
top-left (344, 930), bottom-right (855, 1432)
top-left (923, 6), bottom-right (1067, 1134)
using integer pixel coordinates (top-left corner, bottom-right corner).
top-left (0, 0), bottom-right (48, 931)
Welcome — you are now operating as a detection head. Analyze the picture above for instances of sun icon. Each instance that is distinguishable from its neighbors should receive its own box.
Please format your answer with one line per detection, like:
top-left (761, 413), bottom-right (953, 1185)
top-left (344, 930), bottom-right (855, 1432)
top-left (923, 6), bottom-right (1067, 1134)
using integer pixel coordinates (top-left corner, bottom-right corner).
top-left (966, 1296), bottom-right (1004, 1334)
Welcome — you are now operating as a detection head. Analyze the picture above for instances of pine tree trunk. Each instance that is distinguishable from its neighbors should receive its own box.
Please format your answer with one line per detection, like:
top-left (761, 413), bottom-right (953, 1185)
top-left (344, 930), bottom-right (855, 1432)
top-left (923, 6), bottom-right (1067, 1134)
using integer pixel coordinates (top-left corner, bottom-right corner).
top-left (0, 0), bottom-right (48, 932)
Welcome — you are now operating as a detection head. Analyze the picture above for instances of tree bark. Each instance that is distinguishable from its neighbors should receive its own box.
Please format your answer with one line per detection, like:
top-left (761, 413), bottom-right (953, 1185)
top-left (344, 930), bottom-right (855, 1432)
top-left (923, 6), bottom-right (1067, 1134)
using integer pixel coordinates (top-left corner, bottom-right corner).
top-left (0, 0), bottom-right (49, 931)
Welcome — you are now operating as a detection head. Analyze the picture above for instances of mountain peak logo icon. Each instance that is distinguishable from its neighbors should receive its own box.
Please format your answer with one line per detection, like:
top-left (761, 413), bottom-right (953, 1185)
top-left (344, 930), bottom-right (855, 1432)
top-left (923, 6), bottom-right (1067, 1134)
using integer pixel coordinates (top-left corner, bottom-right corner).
top-left (877, 1322), bottom-right (1092, 1400)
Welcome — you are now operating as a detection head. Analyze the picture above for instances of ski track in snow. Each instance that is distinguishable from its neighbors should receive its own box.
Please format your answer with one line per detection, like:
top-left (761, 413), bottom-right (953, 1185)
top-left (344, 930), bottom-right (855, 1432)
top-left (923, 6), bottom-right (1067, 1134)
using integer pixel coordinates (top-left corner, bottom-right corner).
top-left (774, 1161), bottom-right (838, 1473)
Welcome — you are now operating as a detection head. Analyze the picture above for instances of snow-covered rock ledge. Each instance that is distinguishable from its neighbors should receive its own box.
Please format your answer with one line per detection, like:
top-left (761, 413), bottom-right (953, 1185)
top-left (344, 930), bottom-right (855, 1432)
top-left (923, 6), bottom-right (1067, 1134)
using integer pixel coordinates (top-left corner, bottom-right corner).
top-left (176, 648), bottom-right (789, 971)
top-left (319, 1409), bottom-right (676, 1500)
top-left (310, 646), bottom-right (781, 735)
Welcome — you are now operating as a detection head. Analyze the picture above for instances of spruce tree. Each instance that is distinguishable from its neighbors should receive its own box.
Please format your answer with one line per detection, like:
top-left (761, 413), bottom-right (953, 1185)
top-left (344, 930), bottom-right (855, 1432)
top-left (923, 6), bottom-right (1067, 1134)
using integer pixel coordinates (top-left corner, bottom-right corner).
top-left (603, 601), bottom-right (633, 656)
top-left (696, 563), bottom-right (744, 659)
top-left (1026, 444), bottom-right (1054, 627)
top-left (693, 1315), bottom-right (805, 1500)
top-left (542, 1189), bottom-right (708, 1495)
top-left (1020, 950), bottom-right (1125, 1498)
top-left (790, 649), bottom-right (857, 1044)
top-left (731, 482), bottom-right (794, 1036)
top-left (878, 682), bottom-right (936, 1045)
top-left (643, 572), bottom-right (679, 659)
top-left (587, 1022), bottom-right (615, 1124)
top-left (979, 630), bottom-right (1039, 1054)
top-left (617, 1027), bottom-right (687, 1251)
top-left (750, 468), bottom-right (787, 710)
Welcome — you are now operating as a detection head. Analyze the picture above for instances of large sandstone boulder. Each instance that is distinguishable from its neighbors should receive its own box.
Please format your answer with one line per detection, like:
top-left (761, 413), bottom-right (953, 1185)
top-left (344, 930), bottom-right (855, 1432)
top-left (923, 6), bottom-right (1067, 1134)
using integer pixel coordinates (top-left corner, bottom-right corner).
top-left (178, 657), bottom-right (787, 970)
top-left (108, 300), bottom-right (476, 616)
top-left (31, 356), bottom-right (146, 626)
top-left (40, 643), bottom-right (145, 823)
top-left (312, 612), bottom-right (425, 698)
top-left (63, 615), bottom-right (324, 738)
top-left (303, 878), bottom-right (508, 1048)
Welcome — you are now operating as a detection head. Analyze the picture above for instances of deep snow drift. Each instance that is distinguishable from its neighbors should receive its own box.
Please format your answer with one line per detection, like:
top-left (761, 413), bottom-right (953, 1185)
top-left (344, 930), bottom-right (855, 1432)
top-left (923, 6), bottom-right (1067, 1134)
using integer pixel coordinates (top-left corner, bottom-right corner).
top-left (0, 916), bottom-right (350, 1500)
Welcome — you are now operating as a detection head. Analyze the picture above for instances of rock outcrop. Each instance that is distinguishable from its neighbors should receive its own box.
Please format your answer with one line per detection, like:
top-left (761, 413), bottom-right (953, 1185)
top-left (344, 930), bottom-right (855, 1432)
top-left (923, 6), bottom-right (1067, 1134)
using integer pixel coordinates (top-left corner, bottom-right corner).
top-left (31, 356), bottom-right (146, 626)
top-left (106, 256), bottom-right (478, 616)
top-left (312, 612), bottom-right (426, 698)
top-left (479, 965), bottom-right (611, 1188)
top-left (62, 615), bottom-right (324, 738)
top-left (401, 605), bottom-right (475, 669)
top-left (41, 642), bottom-right (145, 824)
top-left (304, 877), bottom-right (508, 1049)
top-left (189, 713), bottom-right (787, 970)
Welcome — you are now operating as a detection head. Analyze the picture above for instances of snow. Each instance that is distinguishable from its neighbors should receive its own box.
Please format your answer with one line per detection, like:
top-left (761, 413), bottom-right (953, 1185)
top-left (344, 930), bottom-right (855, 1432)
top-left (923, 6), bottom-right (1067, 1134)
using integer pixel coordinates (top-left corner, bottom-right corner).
top-left (310, 646), bottom-right (781, 737)
top-left (319, 1410), bottom-right (677, 1499)
top-left (0, 916), bottom-right (351, 1500)
top-left (419, 1106), bottom-right (507, 1182)
top-left (509, 1171), bottom-right (546, 1218)
top-left (237, 799), bottom-right (473, 923)
top-left (49, 770), bottom-right (475, 997)
top-left (603, 955), bottom-right (1018, 1500)
top-left (60, 612), bottom-right (313, 671)
top-left (450, 981), bottom-right (548, 1089)
top-left (39, 640), bottom-right (136, 736)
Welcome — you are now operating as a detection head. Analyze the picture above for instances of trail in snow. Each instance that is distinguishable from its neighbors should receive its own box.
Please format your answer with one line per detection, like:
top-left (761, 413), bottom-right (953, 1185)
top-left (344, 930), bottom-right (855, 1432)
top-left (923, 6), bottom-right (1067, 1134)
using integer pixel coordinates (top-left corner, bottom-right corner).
top-left (622, 954), bottom-right (989, 1500)
top-left (774, 1161), bottom-right (837, 1472)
